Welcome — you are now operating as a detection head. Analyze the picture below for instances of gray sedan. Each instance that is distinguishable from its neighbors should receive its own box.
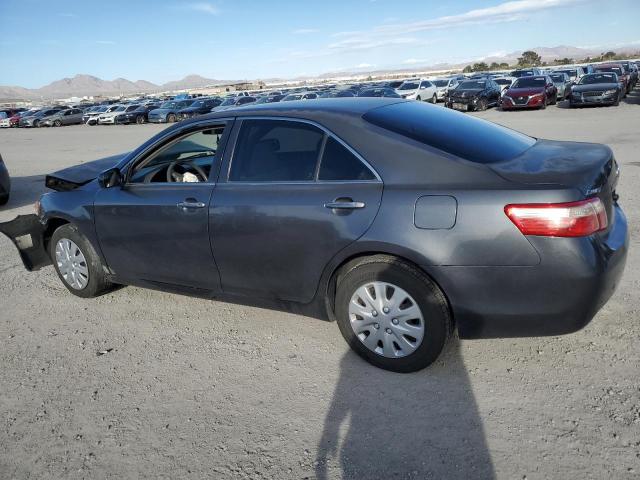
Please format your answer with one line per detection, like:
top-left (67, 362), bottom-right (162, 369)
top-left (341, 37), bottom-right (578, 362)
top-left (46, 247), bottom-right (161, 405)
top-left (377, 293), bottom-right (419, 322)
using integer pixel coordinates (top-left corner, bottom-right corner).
top-left (40, 108), bottom-right (84, 127)
top-left (549, 72), bottom-right (572, 100)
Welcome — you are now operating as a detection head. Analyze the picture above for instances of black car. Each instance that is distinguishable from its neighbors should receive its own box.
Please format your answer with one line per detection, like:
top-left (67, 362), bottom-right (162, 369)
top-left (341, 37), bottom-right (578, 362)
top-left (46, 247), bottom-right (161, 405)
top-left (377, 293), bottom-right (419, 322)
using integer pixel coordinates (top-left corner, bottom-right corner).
top-left (113, 105), bottom-right (160, 124)
top-left (445, 79), bottom-right (501, 111)
top-left (0, 154), bottom-right (9, 205)
top-left (0, 99), bottom-right (628, 372)
top-left (510, 68), bottom-right (543, 78)
top-left (569, 73), bottom-right (622, 107)
top-left (178, 98), bottom-right (223, 120)
top-left (148, 100), bottom-right (194, 123)
top-left (357, 87), bottom-right (401, 98)
top-left (254, 94), bottom-right (286, 104)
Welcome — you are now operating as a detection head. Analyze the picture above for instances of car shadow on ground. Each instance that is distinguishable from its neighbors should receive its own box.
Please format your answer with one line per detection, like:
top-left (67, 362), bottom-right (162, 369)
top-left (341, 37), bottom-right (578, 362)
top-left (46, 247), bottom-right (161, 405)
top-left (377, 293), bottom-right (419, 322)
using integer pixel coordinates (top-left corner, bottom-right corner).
top-left (0, 174), bottom-right (47, 211)
top-left (315, 340), bottom-right (495, 479)
top-left (622, 88), bottom-right (640, 105)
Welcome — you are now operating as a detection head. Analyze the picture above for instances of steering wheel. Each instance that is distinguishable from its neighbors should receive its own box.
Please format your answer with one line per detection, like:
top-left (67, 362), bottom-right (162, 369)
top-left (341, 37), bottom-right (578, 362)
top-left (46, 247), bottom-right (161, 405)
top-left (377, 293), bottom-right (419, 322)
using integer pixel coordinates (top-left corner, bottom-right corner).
top-left (166, 159), bottom-right (208, 183)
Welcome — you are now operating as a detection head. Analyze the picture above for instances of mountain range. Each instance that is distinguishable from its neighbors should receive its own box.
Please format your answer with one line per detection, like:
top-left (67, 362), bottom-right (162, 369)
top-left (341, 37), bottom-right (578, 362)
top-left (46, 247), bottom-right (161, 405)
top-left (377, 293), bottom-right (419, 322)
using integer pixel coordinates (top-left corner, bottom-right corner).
top-left (2, 44), bottom-right (638, 101)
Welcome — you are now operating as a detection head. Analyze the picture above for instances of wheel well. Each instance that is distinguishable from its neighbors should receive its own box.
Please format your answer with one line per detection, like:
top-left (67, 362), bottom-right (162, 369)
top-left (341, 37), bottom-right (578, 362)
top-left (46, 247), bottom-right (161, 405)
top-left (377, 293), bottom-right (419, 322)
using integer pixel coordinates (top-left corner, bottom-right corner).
top-left (43, 218), bottom-right (69, 249)
top-left (324, 252), bottom-right (454, 330)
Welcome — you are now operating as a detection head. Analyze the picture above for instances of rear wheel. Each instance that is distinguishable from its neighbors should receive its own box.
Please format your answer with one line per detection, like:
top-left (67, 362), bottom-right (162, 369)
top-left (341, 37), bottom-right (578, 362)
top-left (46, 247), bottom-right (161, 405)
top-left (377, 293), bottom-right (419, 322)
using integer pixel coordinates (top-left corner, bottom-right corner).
top-left (431, 93), bottom-right (437, 104)
top-left (167, 113), bottom-right (176, 123)
top-left (50, 224), bottom-right (113, 298)
top-left (136, 115), bottom-right (145, 124)
top-left (476, 98), bottom-right (487, 111)
top-left (334, 255), bottom-right (451, 373)
top-left (53, 119), bottom-right (62, 127)
top-left (551, 93), bottom-right (558, 105)
top-left (416, 96), bottom-right (422, 102)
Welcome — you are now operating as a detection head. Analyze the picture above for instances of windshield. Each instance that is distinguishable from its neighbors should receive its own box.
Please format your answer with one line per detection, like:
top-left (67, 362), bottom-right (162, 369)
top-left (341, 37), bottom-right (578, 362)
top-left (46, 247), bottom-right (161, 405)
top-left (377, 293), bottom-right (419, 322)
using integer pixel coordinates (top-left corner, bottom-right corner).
top-left (114, 106), bottom-right (126, 112)
top-left (511, 70), bottom-right (535, 78)
top-left (433, 80), bottom-right (449, 87)
top-left (220, 98), bottom-right (237, 106)
top-left (458, 81), bottom-right (485, 90)
top-left (282, 94), bottom-right (303, 101)
top-left (512, 77), bottom-right (546, 88)
top-left (160, 101), bottom-right (177, 109)
top-left (556, 70), bottom-right (577, 78)
top-left (97, 106), bottom-right (108, 112)
top-left (494, 79), bottom-right (512, 85)
top-left (398, 82), bottom-right (419, 90)
top-left (595, 67), bottom-right (622, 76)
top-left (579, 73), bottom-right (617, 85)
top-left (126, 105), bottom-right (139, 111)
top-left (189, 100), bottom-right (205, 107)
top-left (549, 74), bottom-right (565, 82)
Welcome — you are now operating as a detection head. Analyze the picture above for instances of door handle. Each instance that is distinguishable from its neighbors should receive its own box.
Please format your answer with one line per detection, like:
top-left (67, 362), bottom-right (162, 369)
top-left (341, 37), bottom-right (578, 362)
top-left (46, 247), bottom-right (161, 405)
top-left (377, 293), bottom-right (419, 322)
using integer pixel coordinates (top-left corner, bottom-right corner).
top-left (177, 200), bottom-right (206, 209)
top-left (324, 201), bottom-right (365, 209)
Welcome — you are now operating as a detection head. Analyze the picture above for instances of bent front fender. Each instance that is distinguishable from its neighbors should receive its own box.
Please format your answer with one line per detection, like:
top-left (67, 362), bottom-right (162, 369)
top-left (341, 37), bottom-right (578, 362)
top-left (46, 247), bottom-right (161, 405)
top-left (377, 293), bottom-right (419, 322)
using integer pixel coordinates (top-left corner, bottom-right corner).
top-left (0, 214), bottom-right (51, 271)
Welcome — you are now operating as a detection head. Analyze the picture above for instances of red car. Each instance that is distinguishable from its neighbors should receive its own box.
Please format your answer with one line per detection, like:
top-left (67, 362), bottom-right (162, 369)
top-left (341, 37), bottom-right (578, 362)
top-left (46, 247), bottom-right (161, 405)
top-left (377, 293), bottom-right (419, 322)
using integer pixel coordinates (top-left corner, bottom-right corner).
top-left (593, 63), bottom-right (629, 95)
top-left (501, 75), bottom-right (558, 110)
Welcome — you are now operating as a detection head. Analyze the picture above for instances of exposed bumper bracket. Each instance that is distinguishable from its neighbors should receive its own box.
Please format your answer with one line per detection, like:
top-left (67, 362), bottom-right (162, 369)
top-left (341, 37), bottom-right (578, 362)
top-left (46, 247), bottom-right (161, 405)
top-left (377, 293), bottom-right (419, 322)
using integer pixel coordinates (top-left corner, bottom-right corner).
top-left (0, 214), bottom-right (51, 271)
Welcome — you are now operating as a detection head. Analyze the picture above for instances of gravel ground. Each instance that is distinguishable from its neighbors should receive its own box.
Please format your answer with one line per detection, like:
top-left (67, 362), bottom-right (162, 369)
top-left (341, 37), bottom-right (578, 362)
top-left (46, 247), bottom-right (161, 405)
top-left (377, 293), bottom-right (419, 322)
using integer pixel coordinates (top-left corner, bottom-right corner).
top-left (1, 94), bottom-right (639, 480)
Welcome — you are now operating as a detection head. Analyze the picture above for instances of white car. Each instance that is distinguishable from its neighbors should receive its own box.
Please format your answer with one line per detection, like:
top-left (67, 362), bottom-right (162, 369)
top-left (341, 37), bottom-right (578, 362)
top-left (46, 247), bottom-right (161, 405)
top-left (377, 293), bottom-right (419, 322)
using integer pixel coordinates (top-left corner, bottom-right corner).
top-left (97, 104), bottom-right (137, 125)
top-left (431, 78), bottom-right (460, 101)
top-left (493, 76), bottom-right (516, 94)
top-left (395, 79), bottom-right (438, 103)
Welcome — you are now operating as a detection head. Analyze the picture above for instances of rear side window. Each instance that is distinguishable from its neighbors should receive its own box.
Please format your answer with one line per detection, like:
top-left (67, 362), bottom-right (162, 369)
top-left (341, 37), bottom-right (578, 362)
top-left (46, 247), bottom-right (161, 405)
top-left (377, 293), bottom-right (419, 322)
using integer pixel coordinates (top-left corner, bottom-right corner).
top-left (319, 137), bottom-right (375, 181)
top-left (363, 101), bottom-right (536, 164)
top-left (230, 120), bottom-right (324, 181)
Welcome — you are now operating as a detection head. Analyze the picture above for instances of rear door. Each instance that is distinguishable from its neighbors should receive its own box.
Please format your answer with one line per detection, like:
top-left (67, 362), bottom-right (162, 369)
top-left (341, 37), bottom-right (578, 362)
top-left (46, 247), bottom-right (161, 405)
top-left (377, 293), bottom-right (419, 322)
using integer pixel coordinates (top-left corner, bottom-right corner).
top-left (210, 118), bottom-right (383, 303)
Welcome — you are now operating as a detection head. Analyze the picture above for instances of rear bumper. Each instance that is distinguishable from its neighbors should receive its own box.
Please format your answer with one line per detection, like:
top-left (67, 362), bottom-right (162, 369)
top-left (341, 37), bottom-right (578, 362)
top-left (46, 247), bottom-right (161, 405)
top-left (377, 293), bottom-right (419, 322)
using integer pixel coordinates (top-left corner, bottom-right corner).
top-left (427, 205), bottom-right (629, 339)
top-left (0, 215), bottom-right (51, 271)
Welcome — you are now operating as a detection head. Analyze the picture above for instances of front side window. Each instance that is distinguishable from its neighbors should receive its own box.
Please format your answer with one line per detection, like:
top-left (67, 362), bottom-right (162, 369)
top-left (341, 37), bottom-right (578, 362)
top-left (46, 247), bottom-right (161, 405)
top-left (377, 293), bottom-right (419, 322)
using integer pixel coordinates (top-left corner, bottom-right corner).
top-left (129, 125), bottom-right (226, 183)
top-left (230, 120), bottom-right (324, 182)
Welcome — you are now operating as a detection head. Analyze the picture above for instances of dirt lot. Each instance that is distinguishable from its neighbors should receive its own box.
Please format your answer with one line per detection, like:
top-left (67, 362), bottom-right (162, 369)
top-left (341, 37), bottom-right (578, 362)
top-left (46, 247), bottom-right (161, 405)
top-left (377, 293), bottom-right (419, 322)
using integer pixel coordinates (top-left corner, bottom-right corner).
top-left (1, 96), bottom-right (639, 480)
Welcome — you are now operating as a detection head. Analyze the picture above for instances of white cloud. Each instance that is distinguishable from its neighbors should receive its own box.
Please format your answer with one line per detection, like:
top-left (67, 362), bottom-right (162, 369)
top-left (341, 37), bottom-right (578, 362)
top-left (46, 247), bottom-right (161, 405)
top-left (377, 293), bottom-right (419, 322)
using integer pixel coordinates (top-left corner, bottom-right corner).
top-left (292, 28), bottom-right (319, 34)
top-left (187, 2), bottom-right (219, 15)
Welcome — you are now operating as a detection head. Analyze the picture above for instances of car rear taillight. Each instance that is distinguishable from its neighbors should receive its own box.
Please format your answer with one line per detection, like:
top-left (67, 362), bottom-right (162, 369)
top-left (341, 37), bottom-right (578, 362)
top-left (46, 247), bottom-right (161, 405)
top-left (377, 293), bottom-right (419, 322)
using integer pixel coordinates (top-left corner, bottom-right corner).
top-left (505, 198), bottom-right (607, 237)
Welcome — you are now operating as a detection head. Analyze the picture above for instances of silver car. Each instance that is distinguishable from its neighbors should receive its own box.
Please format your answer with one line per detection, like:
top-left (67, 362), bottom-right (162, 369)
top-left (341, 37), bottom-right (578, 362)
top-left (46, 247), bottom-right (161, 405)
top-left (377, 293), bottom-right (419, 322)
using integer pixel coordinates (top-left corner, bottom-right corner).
top-left (548, 72), bottom-right (572, 100)
top-left (40, 108), bottom-right (84, 127)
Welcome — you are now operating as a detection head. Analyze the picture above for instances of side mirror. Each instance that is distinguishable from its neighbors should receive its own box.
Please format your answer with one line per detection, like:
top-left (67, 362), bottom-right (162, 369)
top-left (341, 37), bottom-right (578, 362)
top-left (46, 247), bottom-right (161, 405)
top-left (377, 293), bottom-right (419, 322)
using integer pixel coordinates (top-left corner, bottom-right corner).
top-left (98, 167), bottom-right (123, 189)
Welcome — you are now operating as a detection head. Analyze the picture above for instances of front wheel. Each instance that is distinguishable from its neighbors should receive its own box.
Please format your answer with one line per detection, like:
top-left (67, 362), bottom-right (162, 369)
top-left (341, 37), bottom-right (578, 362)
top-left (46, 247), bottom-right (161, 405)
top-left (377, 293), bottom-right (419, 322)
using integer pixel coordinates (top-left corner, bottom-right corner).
top-left (50, 224), bottom-right (113, 298)
top-left (476, 98), bottom-right (487, 111)
top-left (136, 115), bottom-right (145, 124)
top-left (334, 255), bottom-right (451, 373)
top-left (540, 97), bottom-right (547, 109)
top-left (431, 93), bottom-right (437, 104)
top-left (167, 113), bottom-right (176, 123)
top-left (53, 120), bottom-right (62, 127)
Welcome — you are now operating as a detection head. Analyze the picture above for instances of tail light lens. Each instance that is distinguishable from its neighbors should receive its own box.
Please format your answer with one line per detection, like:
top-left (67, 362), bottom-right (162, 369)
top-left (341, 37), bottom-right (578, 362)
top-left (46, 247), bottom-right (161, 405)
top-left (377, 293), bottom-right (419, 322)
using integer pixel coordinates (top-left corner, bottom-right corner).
top-left (505, 198), bottom-right (608, 237)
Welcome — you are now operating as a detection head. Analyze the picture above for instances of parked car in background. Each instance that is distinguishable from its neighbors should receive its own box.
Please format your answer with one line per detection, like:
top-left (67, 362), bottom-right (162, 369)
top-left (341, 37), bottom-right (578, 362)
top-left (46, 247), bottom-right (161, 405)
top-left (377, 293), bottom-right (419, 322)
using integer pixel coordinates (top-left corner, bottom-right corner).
top-left (255, 94), bottom-right (286, 103)
top-left (493, 76), bottom-right (515, 94)
top-left (148, 100), bottom-right (194, 123)
top-left (501, 75), bottom-right (557, 110)
top-left (84, 106), bottom-right (114, 125)
top-left (395, 79), bottom-right (438, 103)
top-left (0, 154), bottom-right (9, 206)
top-left (0, 108), bottom-right (25, 125)
top-left (593, 64), bottom-right (630, 95)
top-left (549, 72), bottom-right (572, 100)
top-left (98, 105), bottom-right (142, 125)
top-left (445, 79), bottom-right (502, 111)
top-left (619, 61), bottom-right (638, 89)
top-left (113, 105), bottom-right (159, 124)
top-left (569, 73), bottom-right (622, 108)
top-left (19, 108), bottom-right (62, 127)
top-left (211, 96), bottom-right (257, 112)
top-left (0, 110), bottom-right (33, 128)
top-left (553, 67), bottom-right (586, 84)
top-left (281, 92), bottom-right (319, 102)
top-left (358, 87), bottom-right (401, 98)
top-left (178, 98), bottom-right (222, 120)
top-left (40, 108), bottom-right (84, 127)
top-left (510, 68), bottom-right (543, 78)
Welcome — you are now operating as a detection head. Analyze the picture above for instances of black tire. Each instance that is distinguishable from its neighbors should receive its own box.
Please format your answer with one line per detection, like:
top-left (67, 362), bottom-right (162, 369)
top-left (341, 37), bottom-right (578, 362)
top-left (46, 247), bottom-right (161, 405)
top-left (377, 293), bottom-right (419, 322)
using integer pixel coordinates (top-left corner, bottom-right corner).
top-left (334, 255), bottom-right (451, 373)
top-left (416, 96), bottom-right (422, 102)
top-left (53, 120), bottom-right (62, 127)
top-left (0, 193), bottom-right (8, 206)
top-left (167, 113), bottom-right (176, 123)
top-left (431, 93), bottom-right (437, 104)
top-left (476, 98), bottom-right (487, 111)
top-left (49, 224), bottom-right (113, 298)
top-left (136, 115), bottom-right (145, 124)
top-left (551, 93), bottom-right (557, 105)
top-left (33, 119), bottom-right (40, 127)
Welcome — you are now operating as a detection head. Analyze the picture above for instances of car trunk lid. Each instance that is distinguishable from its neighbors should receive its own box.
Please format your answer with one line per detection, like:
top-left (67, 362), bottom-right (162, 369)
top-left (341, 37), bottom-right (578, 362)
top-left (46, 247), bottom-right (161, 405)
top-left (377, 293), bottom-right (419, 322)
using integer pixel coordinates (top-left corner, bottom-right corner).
top-left (489, 139), bottom-right (619, 229)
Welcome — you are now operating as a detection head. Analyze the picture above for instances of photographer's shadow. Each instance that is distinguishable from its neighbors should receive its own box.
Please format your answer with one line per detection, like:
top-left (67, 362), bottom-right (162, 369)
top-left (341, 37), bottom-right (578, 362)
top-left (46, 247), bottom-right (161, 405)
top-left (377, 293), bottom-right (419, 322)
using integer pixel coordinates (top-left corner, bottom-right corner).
top-left (316, 340), bottom-right (494, 479)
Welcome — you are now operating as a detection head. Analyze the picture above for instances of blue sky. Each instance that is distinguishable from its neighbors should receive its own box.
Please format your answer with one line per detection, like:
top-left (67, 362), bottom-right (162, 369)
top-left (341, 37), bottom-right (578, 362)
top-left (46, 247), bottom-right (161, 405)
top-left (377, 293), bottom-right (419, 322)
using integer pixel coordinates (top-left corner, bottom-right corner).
top-left (1, 0), bottom-right (638, 88)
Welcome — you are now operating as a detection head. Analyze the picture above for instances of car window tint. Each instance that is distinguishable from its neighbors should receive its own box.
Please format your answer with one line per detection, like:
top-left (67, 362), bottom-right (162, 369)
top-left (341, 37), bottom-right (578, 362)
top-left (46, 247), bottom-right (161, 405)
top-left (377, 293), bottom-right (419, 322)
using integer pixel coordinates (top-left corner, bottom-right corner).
top-left (230, 120), bottom-right (324, 182)
top-left (130, 126), bottom-right (225, 183)
top-left (319, 137), bottom-right (375, 181)
top-left (363, 101), bottom-right (535, 164)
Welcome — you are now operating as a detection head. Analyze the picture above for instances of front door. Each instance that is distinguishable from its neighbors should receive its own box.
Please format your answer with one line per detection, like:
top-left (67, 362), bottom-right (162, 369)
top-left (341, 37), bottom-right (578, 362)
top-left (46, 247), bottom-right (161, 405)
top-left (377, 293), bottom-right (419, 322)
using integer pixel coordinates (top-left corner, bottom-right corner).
top-left (94, 122), bottom-right (230, 291)
top-left (211, 118), bottom-right (383, 303)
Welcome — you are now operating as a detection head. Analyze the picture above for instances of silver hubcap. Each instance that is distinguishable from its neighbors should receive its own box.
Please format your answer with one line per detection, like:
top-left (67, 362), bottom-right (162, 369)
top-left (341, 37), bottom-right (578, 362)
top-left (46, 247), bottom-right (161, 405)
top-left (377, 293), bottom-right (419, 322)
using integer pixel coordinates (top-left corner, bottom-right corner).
top-left (348, 281), bottom-right (424, 358)
top-left (55, 238), bottom-right (89, 290)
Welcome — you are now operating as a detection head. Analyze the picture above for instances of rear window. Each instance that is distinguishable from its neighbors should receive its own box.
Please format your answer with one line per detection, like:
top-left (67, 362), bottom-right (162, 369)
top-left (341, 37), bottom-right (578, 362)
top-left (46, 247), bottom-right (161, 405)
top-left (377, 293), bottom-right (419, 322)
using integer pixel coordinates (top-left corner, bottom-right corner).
top-left (363, 101), bottom-right (536, 164)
